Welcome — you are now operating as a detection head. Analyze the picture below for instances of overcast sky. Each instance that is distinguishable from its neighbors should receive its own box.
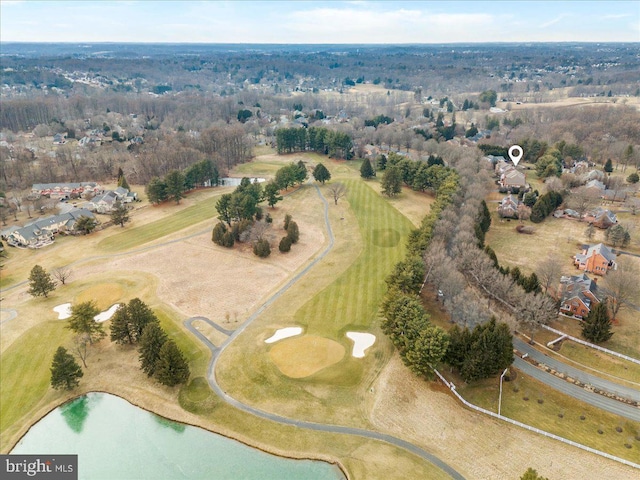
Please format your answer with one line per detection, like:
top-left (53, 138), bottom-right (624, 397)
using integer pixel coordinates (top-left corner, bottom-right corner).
top-left (1, 1), bottom-right (639, 43)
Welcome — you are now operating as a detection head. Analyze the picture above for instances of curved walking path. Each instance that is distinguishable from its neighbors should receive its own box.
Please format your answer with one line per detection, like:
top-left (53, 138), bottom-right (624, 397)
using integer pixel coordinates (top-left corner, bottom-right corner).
top-left (514, 338), bottom-right (640, 404)
top-left (185, 183), bottom-right (466, 480)
top-left (0, 308), bottom-right (18, 325)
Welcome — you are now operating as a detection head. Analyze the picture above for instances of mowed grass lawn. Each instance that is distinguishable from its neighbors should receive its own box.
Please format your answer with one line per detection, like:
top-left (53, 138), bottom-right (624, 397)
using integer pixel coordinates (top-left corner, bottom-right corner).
top-left (485, 212), bottom-right (601, 276)
top-left (295, 178), bottom-right (414, 335)
top-left (97, 191), bottom-right (222, 253)
top-left (460, 373), bottom-right (640, 462)
top-left (0, 320), bottom-right (69, 450)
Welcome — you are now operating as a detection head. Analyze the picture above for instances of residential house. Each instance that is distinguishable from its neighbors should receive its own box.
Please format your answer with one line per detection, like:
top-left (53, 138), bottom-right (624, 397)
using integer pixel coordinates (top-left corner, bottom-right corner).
top-left (559, 273), bottom-right (600, 318)
top-left (584, 207), bottom-right (617, 229)
top-left (602, 189), bottom-right (627, 203)
top-left (498, 194), bottom-right (519, 218)
top-left (32, 182), bottom-right (102, 199)
top-left (52, 133), bottom-right (66, 145)
top-left (584, 179), bottom-right (606, 196)
top-left (573, 243), bottom-right (617, 275)
top-left (78, 135), bottom-right (102, 147)
top-left (89, 187), bottom-right (137, 213)
top-left (553, 208), bottom-right (581, 219)
top-left (500, 168), bottom-right (527, 189)
top-left (585, 170), bottom-right (605, 182)
top-left (2, 208), bottom-right (97, 248)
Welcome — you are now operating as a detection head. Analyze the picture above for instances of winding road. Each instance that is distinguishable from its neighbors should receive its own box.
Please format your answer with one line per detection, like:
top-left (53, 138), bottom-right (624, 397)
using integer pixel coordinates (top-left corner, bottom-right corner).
top-left (514, 338), bottom-right (640, 405)
top-left (184, 183), bottom-right (467, 480)
top-left (513, 357), bottom-right (640, 421)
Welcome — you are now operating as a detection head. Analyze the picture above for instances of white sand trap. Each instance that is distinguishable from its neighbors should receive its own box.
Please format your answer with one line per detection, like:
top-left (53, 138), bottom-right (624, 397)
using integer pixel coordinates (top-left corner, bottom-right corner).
top-left (265, 327), bottom-right (303, 344)
top-left (53, 303), bottom-right (72, 320)
top-left (346, 332), bottom-right (376, 358)
top-left (94, 304), bottom-right (121, 323)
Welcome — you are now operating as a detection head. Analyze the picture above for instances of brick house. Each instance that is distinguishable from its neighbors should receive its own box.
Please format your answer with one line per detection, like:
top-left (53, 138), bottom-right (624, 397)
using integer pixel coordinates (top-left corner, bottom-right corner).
top-left (559, 273), bottom-right (600, 319)
top-left (573, 243), bottom-right (617, 275)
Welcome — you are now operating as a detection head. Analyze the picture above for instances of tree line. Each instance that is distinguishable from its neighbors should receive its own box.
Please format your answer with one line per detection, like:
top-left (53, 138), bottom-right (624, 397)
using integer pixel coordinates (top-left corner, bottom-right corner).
top-left (146, 159), bottom-right (219, 204)
top-left (275, 127), bottom-right (353, 159)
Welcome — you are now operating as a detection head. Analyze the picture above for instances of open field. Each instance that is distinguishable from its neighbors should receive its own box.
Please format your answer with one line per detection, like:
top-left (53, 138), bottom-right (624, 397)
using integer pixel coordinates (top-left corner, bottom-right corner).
top-left (371, 354), bottom-right (639, 480)
top-left (485, 212), bottom-right (595, 276)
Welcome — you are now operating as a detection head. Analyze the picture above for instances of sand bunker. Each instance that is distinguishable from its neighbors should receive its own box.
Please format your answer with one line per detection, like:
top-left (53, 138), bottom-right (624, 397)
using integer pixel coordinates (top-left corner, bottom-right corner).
top-left (269, 335), bottom-right (345, 378)
top-left (94, 304), bottom-right (121, 323)
top-left (53, 303), bottom-right (72, 320)
top-left (346, 332), bottom-right (376, 358)
top-left (265, 327), bottom-right (303, 344)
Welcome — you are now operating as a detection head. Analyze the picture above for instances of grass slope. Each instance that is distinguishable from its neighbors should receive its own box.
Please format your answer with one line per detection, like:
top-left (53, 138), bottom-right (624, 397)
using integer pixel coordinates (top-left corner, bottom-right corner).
top-left (460, 373), bottom-right (640, 462)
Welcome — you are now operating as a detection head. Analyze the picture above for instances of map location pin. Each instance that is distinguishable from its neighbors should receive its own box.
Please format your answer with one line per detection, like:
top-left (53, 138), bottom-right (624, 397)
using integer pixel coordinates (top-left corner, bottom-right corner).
top-left (508, 145), bottom-right (523, 166)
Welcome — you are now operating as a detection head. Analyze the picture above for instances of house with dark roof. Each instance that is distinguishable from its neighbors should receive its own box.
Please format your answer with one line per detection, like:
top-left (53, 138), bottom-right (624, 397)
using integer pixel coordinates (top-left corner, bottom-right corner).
top-left (584, 207), bottom-right (617, 229)
top-left (559, 273), bottom-right (600, 319)
top-left (498, 194), bottom-right (519, 218)
top-left (32, 182), bottom-right (102, 199)
top-left (573, 243), bottom-right (617, 275)
top-left (2, 208), bottom-right (97, 248)
top-left (89, 187), bottom-right (137, 213)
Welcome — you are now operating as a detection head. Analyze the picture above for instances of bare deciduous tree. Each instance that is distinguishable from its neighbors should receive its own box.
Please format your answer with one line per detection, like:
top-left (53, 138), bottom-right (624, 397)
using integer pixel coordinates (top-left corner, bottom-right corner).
top-left (518, 292), bottom-right (557, 343)
top-left (73, 333), bottom-right (91, 368)
top-left (327, 182), bottom-right (347, 205)
top-left (53, 266), bottom-right (72, 285)
top-left (240, 220), bottom-right (272, 243)
top-left (605, 257), bottom-right (640, 319)
top-left (536, 255), bottom-right (562, 294)
top-left (517, 204), bottom-right (531, 223)
top-left (567, 187), bottom-right (599, 220)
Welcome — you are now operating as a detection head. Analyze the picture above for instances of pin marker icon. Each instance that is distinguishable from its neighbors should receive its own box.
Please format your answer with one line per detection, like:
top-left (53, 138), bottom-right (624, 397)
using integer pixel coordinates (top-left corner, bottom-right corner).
top-left (508, 145), bottom-right (523, 166)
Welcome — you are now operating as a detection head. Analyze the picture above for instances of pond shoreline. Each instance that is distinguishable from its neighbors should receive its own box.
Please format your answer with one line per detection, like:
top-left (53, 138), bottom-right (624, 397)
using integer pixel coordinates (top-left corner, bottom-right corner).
top-left (9, 389), bottom-right (348, 479)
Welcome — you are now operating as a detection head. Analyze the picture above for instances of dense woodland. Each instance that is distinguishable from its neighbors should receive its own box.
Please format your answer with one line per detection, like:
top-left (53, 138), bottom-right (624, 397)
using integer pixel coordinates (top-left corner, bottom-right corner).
top-left (1, 43), bottom-right (639, 194)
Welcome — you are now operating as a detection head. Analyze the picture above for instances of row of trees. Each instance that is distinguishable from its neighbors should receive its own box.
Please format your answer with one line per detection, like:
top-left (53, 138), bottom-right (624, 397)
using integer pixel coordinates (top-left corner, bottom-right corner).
top-left (275, 127), bottom-right (353, 159)
top-left (146, 159), bottom-right (219, 204)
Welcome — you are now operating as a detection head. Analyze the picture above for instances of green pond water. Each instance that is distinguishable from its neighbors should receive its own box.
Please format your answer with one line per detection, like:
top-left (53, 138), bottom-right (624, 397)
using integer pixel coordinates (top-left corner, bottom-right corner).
top-left (11, 393), bottom-right (345, 480)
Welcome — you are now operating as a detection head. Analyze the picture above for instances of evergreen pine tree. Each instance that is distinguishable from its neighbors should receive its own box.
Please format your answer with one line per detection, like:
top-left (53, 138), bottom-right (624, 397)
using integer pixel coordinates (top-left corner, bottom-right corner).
top-left (360, 158), bottom-right (375, 179)
top-left (127, 298), bottom-right (159, 341)
top-left (117, 168), bottom-right (130, 190)
top-left (28, 264), bottom-right (57, 298)
top-left (581, 300), bottom-right (613, 343)
top-left (50, 346), bottom-right (84, 390)
top-left (155, 340), bottom-right (190, 386)
top-left (110, 200), bottom-right (130, 227)
top-left (139, 323), bottom-right (168, 377)
top-left (67, 301), bottom-right (105, 344)
top-left (312, 163), bottom-right (331, 184)
top-left (381, 165), bottom-right (402, 197)
top-left (286, 221), bottom-right (300, 244)
top-left (110, 304), bottom-right (134, 344)
top-left (604, 158), bottom-right (613, 173)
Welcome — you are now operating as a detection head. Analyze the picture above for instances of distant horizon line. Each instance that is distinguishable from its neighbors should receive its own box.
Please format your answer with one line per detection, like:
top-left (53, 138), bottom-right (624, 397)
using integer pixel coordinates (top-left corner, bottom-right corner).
top-left (1, 41), bottom-right (638, 45)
